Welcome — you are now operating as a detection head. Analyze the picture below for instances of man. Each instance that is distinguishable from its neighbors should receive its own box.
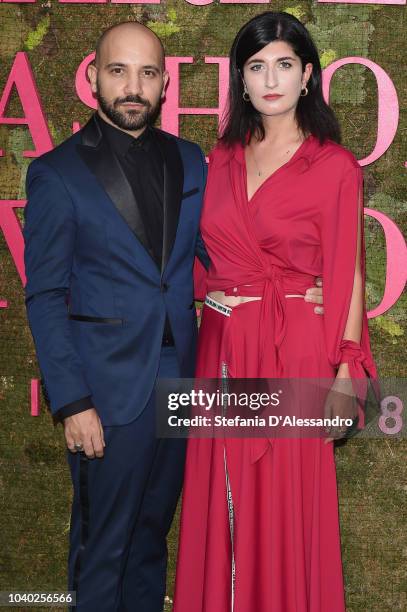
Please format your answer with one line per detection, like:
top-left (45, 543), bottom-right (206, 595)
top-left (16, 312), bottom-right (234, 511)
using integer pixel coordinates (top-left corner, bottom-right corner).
top-left (24, 21), bottom-right (324, 612)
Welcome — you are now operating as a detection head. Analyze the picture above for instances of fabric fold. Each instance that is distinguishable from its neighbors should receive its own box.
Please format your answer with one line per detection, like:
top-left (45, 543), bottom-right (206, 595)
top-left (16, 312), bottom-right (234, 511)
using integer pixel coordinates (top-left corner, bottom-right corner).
top-left (337, 338), bottom-right (380, 429)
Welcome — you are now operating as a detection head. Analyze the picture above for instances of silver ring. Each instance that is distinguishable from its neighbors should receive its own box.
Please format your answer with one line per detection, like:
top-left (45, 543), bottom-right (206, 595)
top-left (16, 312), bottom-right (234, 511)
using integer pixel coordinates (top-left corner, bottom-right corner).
top-left (74, 442), bottom-right (84, 451)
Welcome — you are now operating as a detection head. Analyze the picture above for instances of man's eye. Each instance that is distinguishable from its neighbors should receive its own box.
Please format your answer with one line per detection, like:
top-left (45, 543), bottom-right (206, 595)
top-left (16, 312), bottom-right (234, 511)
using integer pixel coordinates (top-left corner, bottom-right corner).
top-left (111, 68), bottom-right (123, 75)
top-left (143, 70), bottom-right (156, 77)
top-left (280, 61), bottom-right (292, 69)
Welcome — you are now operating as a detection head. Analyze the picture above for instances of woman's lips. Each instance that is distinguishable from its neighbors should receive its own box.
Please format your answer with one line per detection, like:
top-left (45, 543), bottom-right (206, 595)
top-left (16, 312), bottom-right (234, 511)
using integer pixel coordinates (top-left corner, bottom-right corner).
top-left (262, 94), bottom-right (283, 100)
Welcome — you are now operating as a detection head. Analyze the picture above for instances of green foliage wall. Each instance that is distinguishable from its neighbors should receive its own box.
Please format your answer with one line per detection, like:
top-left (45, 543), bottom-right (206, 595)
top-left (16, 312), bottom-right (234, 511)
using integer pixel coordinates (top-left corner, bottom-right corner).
top-left (0, 2), bottom-right (406, 610)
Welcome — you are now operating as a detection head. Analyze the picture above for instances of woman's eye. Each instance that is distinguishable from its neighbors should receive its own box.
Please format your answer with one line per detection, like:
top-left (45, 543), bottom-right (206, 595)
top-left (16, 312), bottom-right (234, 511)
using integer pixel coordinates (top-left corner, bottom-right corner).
top-left (250, 64), bottom-right (263, 72)
top-left (280, 61), bottom-right (292, 69)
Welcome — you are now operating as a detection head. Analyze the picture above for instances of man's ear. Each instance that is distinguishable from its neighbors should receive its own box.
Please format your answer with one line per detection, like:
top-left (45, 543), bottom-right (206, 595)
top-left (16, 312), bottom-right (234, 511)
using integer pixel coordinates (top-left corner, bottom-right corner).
top-left (87, 63), bottom-right (98, 95)
top-left (161, 70), bottom-right (170, 99)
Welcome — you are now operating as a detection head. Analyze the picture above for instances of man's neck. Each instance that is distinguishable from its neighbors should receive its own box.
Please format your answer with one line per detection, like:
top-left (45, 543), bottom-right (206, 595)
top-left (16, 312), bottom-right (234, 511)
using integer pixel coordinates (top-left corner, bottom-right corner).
top-left (97, 109), bottom-right (147, 140)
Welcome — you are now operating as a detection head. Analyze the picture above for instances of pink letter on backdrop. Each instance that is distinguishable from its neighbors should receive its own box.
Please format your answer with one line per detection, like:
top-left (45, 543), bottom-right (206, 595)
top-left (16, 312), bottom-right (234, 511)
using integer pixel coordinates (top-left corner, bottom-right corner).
top-left (31, 379), bottom-right (40, 416)
top-left (319, 0), bottom-right (404, 4)
top-left (0, 52), bottom-right (53, 157)
top-left (0, 200), bottom-right (26, 308)
top-left (162, 57), bottom-right (229, 136)
top-left (365, 208), bottom-right (407, 318)
top-left (323, 57), bottom-right (399, 166)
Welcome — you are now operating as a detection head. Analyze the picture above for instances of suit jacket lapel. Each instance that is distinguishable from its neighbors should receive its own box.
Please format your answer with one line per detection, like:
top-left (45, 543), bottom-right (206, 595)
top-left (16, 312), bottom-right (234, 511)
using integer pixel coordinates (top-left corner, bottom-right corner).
top-left (154, 129), bottom-right (184, 274)
top-left (77, 115), bottom-right (154, 261)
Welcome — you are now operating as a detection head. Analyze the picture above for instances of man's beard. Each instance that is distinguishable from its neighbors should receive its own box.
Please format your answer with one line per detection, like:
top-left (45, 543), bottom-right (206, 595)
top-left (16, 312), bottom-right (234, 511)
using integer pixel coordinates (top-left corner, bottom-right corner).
top-left (96, 91), bottom-right (161, 131)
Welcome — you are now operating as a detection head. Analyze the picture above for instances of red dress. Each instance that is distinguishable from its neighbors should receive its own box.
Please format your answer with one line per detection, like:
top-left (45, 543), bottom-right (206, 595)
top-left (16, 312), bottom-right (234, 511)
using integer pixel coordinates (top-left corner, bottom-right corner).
top-left (173, 135), bottom-right (377, 612)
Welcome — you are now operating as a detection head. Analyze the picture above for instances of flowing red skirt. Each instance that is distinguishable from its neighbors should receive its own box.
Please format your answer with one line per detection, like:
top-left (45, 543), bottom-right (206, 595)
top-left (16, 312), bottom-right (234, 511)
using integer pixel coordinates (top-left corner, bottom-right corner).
top-left (173, 298), bottom-right (346, 612)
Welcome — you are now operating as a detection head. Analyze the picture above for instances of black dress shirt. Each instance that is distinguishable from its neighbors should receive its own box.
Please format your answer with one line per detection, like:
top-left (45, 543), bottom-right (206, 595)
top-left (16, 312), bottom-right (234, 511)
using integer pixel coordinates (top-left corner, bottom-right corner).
top-left (55, 115), bottom-right (174, 422)
top-left (98, 116), bottom-right (165, 266)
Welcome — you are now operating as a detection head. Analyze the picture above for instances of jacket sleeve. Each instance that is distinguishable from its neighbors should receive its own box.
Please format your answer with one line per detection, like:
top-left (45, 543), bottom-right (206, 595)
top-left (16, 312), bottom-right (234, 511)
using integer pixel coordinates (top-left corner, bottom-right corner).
top-left (195, 231), bottom-right (210, 272)
top-left (24, 159), bottom-right (93, 416)
top-left (321, 161), bottom-right (378, 424)
top-left (194, 147), bottom-right (210, 270)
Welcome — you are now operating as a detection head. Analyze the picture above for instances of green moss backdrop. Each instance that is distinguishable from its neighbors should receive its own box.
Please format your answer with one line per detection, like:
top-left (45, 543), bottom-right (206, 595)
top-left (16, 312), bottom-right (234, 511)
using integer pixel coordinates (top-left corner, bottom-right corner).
top-left (0, 1), bottom-right (406, 610)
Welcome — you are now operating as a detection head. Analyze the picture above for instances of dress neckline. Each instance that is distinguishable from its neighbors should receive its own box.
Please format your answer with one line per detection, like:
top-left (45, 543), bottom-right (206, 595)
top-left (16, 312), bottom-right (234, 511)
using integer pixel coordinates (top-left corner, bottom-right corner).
top-left (235, 134), bottom-right (315, 204)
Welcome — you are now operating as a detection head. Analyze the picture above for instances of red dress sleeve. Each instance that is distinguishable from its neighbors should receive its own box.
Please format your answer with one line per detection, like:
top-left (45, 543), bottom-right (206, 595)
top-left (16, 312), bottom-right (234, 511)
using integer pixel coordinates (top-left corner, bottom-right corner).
top-left (321, 161), bottom-right (379, 426)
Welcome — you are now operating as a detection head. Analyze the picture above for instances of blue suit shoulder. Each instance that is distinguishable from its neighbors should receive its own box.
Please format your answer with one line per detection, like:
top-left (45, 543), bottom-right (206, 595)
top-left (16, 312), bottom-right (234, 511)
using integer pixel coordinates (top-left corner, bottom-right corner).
top-left (154, 128), bottom-right (204, 159)
top-left (27, 130), bottom-right (82, 177)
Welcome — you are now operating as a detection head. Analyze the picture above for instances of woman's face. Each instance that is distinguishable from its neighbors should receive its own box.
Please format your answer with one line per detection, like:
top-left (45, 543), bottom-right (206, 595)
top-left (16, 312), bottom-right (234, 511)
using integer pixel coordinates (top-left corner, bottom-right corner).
top-left (242, 40), bottom-right (312, 120)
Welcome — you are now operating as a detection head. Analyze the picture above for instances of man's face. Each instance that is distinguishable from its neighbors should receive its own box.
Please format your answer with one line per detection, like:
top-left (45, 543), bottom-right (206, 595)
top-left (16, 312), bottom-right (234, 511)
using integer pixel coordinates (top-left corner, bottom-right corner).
top-left (88, 26), bottom-right (168, 133)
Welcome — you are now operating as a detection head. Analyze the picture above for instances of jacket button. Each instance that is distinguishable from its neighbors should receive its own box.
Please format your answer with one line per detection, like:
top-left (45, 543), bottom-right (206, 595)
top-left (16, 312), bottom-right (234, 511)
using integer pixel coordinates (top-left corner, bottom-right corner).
top-left (161, 282), bottom-right (169, 292)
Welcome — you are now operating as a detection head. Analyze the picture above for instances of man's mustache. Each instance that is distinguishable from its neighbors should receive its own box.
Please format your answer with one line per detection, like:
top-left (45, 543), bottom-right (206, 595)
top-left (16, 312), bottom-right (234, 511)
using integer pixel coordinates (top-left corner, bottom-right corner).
top-left (115, 95), bottom-right (151, 107)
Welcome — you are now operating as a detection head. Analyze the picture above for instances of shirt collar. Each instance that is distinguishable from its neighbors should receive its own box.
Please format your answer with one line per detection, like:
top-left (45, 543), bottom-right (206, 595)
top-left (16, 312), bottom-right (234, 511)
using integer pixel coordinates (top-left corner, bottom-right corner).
top-left (96, 113), bottom-right (154, 157)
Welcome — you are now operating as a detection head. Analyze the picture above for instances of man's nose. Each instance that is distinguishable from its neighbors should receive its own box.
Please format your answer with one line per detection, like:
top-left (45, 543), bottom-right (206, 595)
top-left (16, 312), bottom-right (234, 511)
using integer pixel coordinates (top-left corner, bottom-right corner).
top-left (123, 72), bottom-right (142, 96)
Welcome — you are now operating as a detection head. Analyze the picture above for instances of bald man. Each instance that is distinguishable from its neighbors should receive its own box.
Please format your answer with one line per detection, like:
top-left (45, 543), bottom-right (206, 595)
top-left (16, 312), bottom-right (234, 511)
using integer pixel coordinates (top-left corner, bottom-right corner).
top-left (24, 21), bottom-right (210, 611)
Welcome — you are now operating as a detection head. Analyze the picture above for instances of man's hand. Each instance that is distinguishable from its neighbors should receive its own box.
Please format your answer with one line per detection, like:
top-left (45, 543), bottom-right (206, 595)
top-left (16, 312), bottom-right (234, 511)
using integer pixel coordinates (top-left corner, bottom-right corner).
top-left (304, 276), bottom-right (323, 314)
top-left (64, 408), bottom-right (105, 458)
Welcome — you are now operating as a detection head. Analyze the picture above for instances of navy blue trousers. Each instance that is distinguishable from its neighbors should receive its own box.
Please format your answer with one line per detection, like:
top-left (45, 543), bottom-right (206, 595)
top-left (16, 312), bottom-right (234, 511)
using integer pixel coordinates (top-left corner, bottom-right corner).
top-left (67, 347), bottom-right (185, 611)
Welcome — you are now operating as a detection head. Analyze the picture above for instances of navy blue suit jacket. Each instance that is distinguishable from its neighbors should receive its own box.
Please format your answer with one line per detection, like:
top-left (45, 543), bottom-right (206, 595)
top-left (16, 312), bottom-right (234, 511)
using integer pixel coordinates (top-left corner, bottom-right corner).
top-left (24, 115), bottom-right (208, 425)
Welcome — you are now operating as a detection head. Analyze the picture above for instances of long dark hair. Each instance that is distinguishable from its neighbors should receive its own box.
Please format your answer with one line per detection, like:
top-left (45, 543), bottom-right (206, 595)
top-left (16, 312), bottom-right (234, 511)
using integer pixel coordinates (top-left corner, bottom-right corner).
top-left (220, 11), bottom-right (341, 146)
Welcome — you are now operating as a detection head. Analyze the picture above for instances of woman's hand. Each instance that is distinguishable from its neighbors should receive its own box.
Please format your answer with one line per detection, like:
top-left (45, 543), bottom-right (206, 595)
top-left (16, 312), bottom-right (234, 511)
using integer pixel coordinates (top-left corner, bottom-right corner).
top-left (324, 363), bottom-right (358, 444)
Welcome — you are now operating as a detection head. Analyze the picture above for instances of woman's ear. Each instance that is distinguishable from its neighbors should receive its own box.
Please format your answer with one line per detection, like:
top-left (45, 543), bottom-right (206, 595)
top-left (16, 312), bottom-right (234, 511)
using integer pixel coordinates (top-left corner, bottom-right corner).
top-left (302, 62), bottom-right (313, 88)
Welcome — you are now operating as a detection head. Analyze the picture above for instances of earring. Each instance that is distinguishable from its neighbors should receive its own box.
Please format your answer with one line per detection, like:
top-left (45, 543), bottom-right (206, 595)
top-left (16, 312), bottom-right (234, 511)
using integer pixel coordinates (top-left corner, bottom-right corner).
top-left (243, 88), bottom-right (250, 102)
top-left (300, 86), bottom-right (308, 97)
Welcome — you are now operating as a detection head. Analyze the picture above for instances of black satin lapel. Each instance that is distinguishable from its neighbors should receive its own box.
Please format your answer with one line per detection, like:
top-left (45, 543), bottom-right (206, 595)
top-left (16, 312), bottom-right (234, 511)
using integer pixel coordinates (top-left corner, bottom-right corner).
top-left (155, 131), bottom-right (184, 274)
top-left (80, 114), bottom-right (101, 148)
top-left (77, 120), bottom-right (152, 258)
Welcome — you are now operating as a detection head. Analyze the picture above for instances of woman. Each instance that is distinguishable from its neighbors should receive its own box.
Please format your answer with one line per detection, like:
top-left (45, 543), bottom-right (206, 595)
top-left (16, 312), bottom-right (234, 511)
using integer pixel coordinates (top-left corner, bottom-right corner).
top-left (173, 11), bottom-right (377, 612)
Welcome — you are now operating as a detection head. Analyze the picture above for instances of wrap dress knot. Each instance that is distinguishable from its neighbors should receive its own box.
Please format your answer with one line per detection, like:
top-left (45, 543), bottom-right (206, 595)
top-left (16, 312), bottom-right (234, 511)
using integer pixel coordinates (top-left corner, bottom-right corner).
top-left (223, 266), bottom-right (328, 465)
top-left (256, 267), bottom-right (319, 376)
top-left (242, 264), bottom-right (287, 464)
top-left (259, 264), bottom-right (286, 376)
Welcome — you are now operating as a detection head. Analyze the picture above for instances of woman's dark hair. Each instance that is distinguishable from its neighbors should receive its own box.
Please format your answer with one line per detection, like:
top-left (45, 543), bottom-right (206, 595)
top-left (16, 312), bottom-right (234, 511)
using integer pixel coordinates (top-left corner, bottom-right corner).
top-left (220, 11), bottom-right (341, 146)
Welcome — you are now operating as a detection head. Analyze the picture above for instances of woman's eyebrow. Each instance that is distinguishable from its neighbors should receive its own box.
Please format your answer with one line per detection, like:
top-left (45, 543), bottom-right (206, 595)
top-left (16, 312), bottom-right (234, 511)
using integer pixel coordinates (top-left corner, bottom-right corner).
top-left (246, 55), bottom-right (297, 65)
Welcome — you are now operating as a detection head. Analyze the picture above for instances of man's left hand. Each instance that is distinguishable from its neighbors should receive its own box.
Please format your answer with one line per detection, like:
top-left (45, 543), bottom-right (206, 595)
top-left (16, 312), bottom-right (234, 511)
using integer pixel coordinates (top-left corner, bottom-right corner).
top-left (305, 276), bottom-right (323, 315)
